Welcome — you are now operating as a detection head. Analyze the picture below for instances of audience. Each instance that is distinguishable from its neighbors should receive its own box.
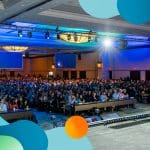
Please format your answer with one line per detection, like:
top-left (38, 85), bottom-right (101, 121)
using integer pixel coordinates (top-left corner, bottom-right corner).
top-left (0, 77), bottom-right (149, 113)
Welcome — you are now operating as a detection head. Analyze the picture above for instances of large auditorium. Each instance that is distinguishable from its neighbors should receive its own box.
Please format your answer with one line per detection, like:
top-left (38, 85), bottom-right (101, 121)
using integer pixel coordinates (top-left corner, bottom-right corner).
top-left (0, 0), bottom-right (150, 150)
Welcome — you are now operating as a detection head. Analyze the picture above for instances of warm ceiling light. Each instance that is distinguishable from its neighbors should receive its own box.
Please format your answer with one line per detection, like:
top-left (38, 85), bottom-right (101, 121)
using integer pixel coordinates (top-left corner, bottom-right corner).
top-left (2, 46), bottom-right (28, 52)
top-left (59, 32), bottom-right (96, 43)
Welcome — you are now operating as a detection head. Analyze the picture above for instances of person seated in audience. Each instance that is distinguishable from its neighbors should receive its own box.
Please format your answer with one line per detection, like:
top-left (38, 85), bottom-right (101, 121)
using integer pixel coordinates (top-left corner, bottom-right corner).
top-left (12, 98), bottom-right (19, 110)
top-left (76, 93), bottom-right (82, 104)
top-left (0, 98), bottom-right (8, 112)
top-left (24, 100), bottom-right (30, 110)
top-left (8, 99), bottom-right (13, 110)
top-left (107, 89), bottom-right (113, 99)
top-left (122, 89), bottom-right (129, 99)
top-left (118, 89), bottom-right (125, 100)
top-left (92, 92), bottom-right (98, 102)
top-left (68, 95), bottom-right (77, 107)
top-left (18, 97), bottom-right (25, 109)
top-left (86, 91), bottom-right (93, 102)
top-left (99, 92), bottom-right (108, 102)
top-left (67, 95), bottom-right (77, 115)
top-left (112, 89), bottom-right (120, 100)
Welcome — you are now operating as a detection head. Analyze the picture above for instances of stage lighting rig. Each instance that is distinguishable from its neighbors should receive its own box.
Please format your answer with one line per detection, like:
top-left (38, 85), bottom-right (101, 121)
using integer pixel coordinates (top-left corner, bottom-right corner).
top-left (27, 31), bottom-right (32, 38)
top-left (18, 30), bottom-right (23, 37)
top-left (45, 31), bottom-right (50, 39)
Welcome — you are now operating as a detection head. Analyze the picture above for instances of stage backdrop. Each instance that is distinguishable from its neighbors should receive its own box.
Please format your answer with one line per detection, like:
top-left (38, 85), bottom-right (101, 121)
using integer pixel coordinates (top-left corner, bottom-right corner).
top-left (55, 53), bottom-right (76, 69)
top-left (102, 47), bottom-right (150, 79)
top-left (0, 52), bottom-right (23, 69)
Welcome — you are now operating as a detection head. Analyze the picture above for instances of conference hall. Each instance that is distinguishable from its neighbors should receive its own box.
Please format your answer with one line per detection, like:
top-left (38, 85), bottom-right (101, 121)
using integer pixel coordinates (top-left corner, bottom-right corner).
top-left (0, 1), bottom-right (150, 150)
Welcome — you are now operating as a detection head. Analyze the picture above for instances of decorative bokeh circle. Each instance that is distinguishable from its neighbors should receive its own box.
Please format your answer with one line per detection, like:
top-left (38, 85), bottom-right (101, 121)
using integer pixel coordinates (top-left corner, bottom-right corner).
top-left (79, 0), bottom-right (119, 19)
top-left (46, 127), bottom-right (93, 150)
top-left (65, 116), bottom-right (88, 139)
top-left (0, 135), bottom-right (23, 150)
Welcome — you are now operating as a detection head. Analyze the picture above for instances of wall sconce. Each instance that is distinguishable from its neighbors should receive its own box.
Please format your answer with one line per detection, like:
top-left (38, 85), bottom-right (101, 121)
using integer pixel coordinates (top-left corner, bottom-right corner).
top-left (97, 62), bottom-right (102, 69)
top-left (51, 65), bottom-right (55, 69)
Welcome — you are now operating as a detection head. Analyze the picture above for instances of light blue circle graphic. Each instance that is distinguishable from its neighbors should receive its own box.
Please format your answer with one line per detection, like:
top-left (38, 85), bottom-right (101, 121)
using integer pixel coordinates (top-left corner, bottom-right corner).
top-left (79, 0), bottom-right (119, 19)
top-left (45, 127), bottom-right (93, 150)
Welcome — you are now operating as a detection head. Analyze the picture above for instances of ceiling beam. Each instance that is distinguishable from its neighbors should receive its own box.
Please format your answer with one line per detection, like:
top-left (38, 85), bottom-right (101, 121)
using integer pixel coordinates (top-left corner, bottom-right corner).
top-left (0, 0), bottom-right (53, 23)
top-left (40, 9), bottom-right (150, 33)
top-left (0, 0), bottom-right (72, 23)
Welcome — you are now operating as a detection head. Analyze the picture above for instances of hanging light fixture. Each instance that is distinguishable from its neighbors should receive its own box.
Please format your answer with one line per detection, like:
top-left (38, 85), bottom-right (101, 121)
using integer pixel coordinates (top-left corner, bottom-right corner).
top-left (2, 46), bottom-right (28, 52)
top-left (58, 32), bottom-right (96, 43)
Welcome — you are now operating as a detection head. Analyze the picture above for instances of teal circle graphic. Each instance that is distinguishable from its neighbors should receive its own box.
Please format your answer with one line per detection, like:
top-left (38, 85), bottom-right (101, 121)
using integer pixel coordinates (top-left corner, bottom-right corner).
top-left (46, 127), bottom-right (93, 150)
top-left (0, 120), bottom-right (48, 150)
top-left (117, 0), bottom-right (150, 24)
top-left (79, 0), bottom-right (119, 18)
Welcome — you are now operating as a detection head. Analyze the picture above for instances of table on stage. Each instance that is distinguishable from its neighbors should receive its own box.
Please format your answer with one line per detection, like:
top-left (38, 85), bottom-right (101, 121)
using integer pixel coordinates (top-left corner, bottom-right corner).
top-left (75, 99), bottom-right (136, 113)
top-left (0, 109), bottom-right (37, 123)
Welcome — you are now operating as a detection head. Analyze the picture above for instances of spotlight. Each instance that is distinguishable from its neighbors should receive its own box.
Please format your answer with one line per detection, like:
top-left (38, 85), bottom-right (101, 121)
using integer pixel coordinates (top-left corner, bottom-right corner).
top-left (88, 35), bottom-right (92, 42)
top-left (102, 37), bottom-right (113, 48)
top-left (118, 39), bottom-right (128, 50)
top-left (88, 31), bottom-right (92, 42)
top-left (56, 26), bottom-right (59, 32)
top-left (95, 36), bottom-right (98, 42)
top-left (57, 62), bottom-right (61, 67)
top-left (67, 34), bottom-right (71, 41)
top-left (45, 31), bottom-right (50, 39)
top-left (18, 30), bottom-right (23, 37)
top-left (27, 31), bottom-right (32, 38)
top-left (74, 34), bottom-right (78, 42)
top-left (24, 52), bottom-right (29, 58)
top-left (57, 34), bottom-right (60, 39)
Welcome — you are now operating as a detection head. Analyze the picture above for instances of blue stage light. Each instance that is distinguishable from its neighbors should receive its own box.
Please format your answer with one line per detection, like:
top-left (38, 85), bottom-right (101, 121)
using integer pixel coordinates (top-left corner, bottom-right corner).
top-left (18, 30), bottom-right (23, 38)
top-left (45, 31), bottom-right (50, 39)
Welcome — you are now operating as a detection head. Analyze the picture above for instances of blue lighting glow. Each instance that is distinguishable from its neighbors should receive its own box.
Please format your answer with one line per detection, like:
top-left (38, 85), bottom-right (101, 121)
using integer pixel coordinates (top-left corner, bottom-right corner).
top-left (12, 22), bottom-right (36, 28)
top-left (11, 22), bottom-right (90, 33)
top-left (0, 21), bottom-right (148, 51)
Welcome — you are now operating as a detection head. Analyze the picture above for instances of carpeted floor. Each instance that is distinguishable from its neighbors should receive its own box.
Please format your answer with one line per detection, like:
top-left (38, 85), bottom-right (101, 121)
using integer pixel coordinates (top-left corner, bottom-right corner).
top-left (33, 110), bottom-right (68, 130)
top-left (33, 110), bottom-right (101, 130)
top-left (33, 103), bottom-right (150, 130)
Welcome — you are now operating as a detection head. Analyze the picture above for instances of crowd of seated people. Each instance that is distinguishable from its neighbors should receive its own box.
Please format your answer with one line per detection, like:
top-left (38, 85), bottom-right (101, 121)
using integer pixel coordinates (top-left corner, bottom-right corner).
top-left (0, 78), bottom-right (149, 113)
top-left (0, 95), bottom-right (29, 112)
